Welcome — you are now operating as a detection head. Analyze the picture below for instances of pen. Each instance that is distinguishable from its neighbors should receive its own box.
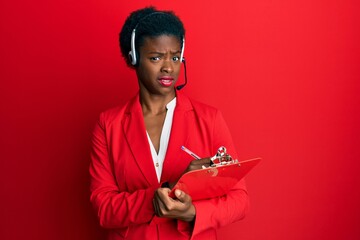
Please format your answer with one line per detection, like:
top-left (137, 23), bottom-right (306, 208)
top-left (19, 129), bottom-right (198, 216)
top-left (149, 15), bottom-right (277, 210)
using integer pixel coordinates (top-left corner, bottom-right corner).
top-left (181, 146), bottom-right (201, 160)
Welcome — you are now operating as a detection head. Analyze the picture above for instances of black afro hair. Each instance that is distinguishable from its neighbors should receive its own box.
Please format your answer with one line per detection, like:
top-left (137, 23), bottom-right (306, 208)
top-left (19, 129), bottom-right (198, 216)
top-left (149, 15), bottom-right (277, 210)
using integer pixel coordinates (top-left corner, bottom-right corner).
top-left (119, 6), bottom-right (185, 67)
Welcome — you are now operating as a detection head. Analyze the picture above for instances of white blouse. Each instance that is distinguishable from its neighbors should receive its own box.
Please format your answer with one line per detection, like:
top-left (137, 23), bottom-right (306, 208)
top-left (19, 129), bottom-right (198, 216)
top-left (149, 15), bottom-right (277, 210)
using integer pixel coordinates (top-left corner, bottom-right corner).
top-left (146, 97), bottom-right (176, 182)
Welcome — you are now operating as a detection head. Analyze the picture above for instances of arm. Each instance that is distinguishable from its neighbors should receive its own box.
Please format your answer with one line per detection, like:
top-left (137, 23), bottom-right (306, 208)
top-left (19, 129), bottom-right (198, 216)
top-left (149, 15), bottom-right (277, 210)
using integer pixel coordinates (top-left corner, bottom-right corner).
top-left (191, 179), bottom-right (248, 235)
top-left (89, 113), bottom-right (157, 228)
top-left (189, 110), bottom-right (249, 237)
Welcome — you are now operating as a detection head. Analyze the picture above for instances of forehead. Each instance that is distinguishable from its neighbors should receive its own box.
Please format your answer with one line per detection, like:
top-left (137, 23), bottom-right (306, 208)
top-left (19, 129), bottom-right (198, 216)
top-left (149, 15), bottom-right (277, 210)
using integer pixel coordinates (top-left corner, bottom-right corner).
top-left (140, 35), bottom-right (181, 52)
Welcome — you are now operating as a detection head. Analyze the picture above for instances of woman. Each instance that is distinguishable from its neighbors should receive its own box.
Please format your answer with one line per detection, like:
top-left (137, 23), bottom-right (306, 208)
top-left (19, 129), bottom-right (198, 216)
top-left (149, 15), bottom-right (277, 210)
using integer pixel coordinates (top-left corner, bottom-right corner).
top-left (90, 7), bottom-right (249, 240)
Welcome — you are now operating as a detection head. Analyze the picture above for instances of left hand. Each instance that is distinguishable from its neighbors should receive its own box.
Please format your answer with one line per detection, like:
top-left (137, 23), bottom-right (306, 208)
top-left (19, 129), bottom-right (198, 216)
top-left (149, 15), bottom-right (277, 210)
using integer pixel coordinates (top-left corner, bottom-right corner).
top-left (153, 187), bottom-right (195, 222)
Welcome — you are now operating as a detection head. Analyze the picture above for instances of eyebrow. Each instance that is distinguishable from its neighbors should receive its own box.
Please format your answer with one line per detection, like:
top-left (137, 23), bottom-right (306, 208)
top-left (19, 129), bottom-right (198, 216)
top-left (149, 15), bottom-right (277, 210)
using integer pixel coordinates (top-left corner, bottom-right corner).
top-left (147, 50), bottom-right (181, 55)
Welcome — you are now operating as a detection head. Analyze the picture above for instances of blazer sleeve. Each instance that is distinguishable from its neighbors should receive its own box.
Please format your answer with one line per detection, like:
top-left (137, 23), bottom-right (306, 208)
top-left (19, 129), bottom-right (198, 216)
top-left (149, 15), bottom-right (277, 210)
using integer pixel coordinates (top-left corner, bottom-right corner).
top-left (89, 112), bottom-right (157, 229)
top-left (186, 110), bottom-right (249, 238)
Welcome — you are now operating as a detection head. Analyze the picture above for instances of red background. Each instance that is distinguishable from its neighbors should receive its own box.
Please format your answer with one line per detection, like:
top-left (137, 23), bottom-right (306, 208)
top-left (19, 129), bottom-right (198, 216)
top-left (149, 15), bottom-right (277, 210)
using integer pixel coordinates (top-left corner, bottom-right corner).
top-left (1, 0), bottom-right (360, 239)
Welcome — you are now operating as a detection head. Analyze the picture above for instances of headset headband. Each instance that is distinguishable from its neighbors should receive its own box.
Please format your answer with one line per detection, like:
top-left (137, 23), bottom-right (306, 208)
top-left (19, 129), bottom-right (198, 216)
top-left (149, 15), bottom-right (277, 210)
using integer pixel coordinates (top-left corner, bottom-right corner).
top-left (128, 12), bottom-right (185, 66)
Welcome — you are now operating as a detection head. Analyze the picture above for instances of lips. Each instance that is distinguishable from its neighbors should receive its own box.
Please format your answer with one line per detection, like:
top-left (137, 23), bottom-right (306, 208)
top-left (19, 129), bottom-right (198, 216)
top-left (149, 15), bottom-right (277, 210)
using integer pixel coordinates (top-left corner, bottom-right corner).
top-left (158, 76), bottom-right (174, 87)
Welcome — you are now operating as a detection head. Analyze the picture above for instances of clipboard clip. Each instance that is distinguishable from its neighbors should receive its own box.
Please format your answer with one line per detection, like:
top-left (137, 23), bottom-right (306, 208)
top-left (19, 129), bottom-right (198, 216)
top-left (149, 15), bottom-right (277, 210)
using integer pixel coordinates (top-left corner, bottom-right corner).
top-left (210, 146), bottom-right (238, 166)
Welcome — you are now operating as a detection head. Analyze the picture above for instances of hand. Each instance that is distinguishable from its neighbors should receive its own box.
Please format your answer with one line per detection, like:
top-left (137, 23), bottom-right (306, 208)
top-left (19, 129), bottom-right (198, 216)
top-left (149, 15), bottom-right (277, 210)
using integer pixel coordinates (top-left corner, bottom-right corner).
top-left (166, 158), bottom-right (212, 189)
top-left (184, 157), bottom-right (211, 173)
top-left (153, 188), bottom-right (195, 222)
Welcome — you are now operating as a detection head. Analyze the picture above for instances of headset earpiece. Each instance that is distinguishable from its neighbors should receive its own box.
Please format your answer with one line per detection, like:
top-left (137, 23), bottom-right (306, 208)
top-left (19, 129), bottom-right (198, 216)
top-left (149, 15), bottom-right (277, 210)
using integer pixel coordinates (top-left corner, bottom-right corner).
top-left (180, 38), bottom-right (185, 63)
top-left (129, 28), bottom-right (137, 65)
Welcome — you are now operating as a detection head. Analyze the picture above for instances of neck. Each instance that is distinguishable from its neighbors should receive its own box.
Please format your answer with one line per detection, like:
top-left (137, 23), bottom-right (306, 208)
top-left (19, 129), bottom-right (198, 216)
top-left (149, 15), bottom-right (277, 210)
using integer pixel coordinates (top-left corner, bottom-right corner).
top-left (140, 91), bottom-right (176, 115)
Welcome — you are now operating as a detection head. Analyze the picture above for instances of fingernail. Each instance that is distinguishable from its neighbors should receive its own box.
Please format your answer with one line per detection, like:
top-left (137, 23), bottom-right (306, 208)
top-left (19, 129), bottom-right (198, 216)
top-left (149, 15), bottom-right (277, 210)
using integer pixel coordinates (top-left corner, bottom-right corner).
top-left (175, 189), bottom-right (182, 197)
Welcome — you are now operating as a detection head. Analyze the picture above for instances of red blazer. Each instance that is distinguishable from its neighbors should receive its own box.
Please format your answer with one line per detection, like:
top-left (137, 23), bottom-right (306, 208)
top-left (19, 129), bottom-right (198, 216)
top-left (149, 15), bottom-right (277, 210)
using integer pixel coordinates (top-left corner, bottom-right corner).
top-left (90, 92), bottom-right (249, 240)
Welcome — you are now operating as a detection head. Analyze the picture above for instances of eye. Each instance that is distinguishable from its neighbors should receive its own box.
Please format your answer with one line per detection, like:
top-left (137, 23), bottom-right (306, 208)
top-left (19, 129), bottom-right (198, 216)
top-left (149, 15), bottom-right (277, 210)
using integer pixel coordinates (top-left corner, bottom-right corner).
top-left (150, 56), bottom-right (161, 62)
top-left (172, 56), bottom-right (180, 62)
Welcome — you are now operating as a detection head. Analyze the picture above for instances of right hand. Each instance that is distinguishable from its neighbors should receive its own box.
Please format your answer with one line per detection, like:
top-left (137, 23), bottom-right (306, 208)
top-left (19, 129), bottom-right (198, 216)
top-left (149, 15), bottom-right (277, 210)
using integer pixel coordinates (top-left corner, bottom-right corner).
top-left (183, 157), bottom-right (212, 173)
top-left (167, 158), bottom-right (212, 189)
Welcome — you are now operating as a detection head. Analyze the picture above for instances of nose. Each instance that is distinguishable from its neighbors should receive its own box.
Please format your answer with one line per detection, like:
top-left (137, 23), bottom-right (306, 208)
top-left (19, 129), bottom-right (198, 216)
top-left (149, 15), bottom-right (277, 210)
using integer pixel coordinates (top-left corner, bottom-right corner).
top-left (161, 59), bottom-right (173, 73)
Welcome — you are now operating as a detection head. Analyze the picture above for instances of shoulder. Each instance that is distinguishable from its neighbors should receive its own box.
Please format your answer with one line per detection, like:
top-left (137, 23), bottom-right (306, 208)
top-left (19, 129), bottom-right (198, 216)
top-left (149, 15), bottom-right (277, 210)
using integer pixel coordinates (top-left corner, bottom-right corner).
top-left (176, 93), bottom-right (223, 126)
top-left (189, 97), bottom-right (217, 112)
top-left (186, 96), bottom-right (220, 120)
top-left (98, 94), bottom-right (139, 126)
top-left (100, 105), bottom-right (125, 122)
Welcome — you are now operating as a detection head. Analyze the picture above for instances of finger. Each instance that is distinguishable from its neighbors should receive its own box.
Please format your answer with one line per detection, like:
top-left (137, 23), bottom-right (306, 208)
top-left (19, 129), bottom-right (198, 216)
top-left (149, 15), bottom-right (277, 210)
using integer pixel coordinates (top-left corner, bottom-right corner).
top-left (157, 188), bottom-right (172, 202)
top-left (191, 158), bottom-right (211, 165)
top-left (153, 189), bottom-right (164, 214)
top-left (153, 197), bottom-right (161, 216)
top-left (199, 158), bottom-right (211, 164)
top-left (187, 158), bottom-right (211, 171)
top-left (174, 189), bottom-right (192, 204)
top-left (154, 193), bottom-right (171, 217)
top-left (155, 188), bottom-right (174, 211)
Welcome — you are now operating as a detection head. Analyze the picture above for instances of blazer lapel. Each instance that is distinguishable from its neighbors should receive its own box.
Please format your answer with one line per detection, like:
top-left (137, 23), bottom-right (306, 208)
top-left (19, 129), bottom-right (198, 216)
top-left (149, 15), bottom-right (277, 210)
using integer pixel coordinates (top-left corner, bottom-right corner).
top-left (122, 94), bottom-right (159, 186)
top-left (161, 92), bottom-right (195, 183)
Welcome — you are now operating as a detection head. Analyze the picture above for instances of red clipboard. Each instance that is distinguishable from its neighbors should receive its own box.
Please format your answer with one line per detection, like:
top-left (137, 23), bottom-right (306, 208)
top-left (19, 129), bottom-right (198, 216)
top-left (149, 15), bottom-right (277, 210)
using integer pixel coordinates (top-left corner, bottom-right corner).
top-left (169, 158), bottom-right (261, 201)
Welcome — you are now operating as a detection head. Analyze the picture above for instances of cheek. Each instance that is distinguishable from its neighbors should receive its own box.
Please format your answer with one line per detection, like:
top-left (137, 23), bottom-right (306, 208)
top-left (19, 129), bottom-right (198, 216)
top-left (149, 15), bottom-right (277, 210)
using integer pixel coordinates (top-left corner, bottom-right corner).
top-left (138, 63), bottom-right (150, 74)
top-left (137, 65), bottom-right (158, 82)
top-left (174, 65), bottom-right (182, 77)
top-left (141, 62), bottom-right (158, 74)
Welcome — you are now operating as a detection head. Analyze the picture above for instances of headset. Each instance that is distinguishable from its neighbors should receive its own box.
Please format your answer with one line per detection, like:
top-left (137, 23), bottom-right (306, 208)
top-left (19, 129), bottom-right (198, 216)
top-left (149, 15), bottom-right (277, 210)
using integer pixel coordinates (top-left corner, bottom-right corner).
top-left (128, 12), bottom-right (187, 90)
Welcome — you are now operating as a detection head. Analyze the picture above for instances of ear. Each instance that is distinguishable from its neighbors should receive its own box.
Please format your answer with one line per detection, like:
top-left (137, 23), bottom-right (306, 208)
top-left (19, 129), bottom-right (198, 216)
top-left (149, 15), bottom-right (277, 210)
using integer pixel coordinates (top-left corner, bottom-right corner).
top-left (128, 51), bottom-right (136, 66)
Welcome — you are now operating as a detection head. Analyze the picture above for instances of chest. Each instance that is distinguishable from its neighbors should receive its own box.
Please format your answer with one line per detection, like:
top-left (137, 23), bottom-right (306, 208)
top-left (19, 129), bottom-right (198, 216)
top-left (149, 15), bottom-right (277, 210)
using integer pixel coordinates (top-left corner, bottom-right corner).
top-left (144, 113), bottom-right (166, 153)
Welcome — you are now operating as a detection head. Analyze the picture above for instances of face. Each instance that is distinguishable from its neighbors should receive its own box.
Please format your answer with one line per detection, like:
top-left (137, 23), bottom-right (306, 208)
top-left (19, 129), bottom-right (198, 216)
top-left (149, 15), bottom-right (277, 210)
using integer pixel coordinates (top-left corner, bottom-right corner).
top-left (135, 35), bottom-right (182, 97)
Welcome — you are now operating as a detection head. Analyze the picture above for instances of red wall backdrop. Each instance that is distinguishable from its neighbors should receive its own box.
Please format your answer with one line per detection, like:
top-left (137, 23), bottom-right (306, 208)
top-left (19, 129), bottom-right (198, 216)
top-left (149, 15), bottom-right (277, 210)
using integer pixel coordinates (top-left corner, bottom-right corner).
top-left (1, 1), bottom-right (359, 239)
